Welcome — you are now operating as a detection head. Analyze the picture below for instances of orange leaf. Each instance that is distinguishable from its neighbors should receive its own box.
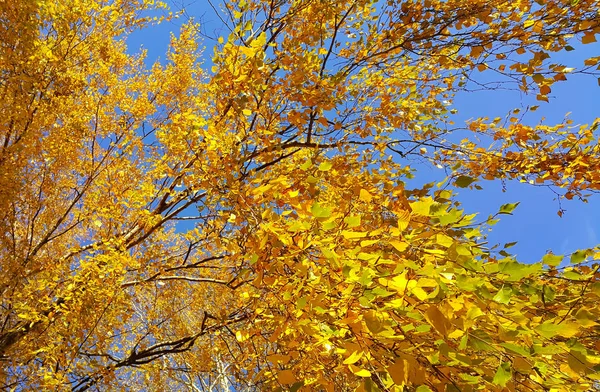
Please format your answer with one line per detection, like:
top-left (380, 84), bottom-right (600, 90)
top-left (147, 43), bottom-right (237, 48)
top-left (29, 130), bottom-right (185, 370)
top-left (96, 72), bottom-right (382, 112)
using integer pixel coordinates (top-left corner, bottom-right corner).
top-left (425, 305), bottom-right (449, 337)
top-left (277, 370), bottom-right (296, 385)
top-left (387, 358), bottom-right (409, 386)
top-left (539, 85), bottom-right (551, 95)
top-left (582, 33), bottom-right (597, 44)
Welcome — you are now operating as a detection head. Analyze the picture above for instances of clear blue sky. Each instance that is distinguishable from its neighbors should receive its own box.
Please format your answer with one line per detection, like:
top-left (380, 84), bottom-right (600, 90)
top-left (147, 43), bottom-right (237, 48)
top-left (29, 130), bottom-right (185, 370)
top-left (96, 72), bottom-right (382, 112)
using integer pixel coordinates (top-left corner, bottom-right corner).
top-left (127, 1), bottom-right (600, 263)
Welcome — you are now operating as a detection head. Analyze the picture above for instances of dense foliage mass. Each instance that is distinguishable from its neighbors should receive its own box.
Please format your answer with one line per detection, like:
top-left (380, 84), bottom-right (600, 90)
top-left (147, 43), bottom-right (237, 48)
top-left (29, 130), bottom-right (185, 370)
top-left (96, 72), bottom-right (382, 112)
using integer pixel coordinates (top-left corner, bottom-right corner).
top-left (1, 0), bottom-right (600, 390)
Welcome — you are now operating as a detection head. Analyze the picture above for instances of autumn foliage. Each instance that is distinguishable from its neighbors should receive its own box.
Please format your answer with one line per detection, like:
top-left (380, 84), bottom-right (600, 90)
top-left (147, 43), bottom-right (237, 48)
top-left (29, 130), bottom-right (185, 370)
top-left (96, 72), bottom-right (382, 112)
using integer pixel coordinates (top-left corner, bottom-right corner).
top-left (2, 0), bottom-right (600, 390)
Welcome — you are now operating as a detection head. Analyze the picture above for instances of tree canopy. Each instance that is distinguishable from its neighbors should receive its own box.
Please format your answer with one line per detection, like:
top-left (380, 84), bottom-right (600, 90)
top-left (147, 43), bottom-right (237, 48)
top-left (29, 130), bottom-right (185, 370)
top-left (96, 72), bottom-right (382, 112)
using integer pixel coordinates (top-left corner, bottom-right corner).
top-left (1, 0), bottom-right (600, 390)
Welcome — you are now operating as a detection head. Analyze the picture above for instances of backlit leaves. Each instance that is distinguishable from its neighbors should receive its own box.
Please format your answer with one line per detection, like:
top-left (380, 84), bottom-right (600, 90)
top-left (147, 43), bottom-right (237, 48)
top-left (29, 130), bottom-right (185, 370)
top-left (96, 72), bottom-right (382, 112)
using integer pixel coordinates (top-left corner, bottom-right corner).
top-left (1, 0), bottom-right (600, 390)
top-left (493, 362), bottom-right (512, 387)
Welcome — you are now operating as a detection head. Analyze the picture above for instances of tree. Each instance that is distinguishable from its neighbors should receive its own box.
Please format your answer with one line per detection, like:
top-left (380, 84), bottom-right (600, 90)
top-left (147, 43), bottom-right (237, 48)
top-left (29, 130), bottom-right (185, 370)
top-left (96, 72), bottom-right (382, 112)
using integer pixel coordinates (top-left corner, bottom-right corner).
top-left (1, 0), bottom-right (600, 390)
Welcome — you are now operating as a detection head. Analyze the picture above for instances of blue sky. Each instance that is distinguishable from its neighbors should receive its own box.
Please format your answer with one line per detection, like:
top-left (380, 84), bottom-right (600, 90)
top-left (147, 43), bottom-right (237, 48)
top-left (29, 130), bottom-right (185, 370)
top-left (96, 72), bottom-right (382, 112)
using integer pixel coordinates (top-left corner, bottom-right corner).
top-left (127, 1), bottom-right (600, 263)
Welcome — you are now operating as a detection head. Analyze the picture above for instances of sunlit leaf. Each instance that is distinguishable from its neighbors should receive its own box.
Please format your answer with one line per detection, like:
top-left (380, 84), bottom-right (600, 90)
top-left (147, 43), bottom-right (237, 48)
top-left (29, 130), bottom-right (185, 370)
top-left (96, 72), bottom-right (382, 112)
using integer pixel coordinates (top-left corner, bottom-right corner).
top-left (499, 202), bottom-right (520, 214)
top-left (492, 362), bottom-right (512, 387)
top-left (542, 253), bottom-right (563, 267)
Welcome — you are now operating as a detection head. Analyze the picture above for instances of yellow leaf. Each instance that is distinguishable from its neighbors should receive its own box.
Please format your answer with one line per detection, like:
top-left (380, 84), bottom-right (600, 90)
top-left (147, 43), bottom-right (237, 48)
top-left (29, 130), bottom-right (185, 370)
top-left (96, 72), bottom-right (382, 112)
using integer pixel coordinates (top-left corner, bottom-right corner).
top-left (411, 286), bottom-right (428, 301)
top-left (359, 189), bottom-right (372, 202)
top-left (410, 197), bottom-right (434, 216)
top-left (242, 109), bottom-right (252, 116)
top-left (467, 306), bottom-right (484, 320)
top-left (389, 240), bottom-right (409, 252)
top-left (318, 161), bottom-right (333, 171)
top-left (341, 230), bottom-right (368, 239)
top-left (236, 331), bottom-right (249, 342)
top-left (435, 234), bottom-right (453, 247)
top-left (343, 350), bottom-right (364, 365)
top-left (389, 272), bottom-right (409, 294)
top-left (344, 215), bottom-right (361, 228)
top-left (360, 239), bottom-right (379, 247)
top-left (349, 364), bottom-right (371, 377)
top-left (396, 209), bottom-right (411, 231)
top-left (235, 73), bottom-right (249, 82)
top-left (417, 278), bottom-right (438, 287)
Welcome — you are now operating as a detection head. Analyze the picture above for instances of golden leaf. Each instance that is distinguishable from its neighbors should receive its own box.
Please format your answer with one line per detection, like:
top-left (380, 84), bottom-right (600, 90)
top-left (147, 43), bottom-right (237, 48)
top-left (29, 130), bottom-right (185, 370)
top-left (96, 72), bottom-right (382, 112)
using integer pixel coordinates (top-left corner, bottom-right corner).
top-left (425, 306), bottom-right (449, 337)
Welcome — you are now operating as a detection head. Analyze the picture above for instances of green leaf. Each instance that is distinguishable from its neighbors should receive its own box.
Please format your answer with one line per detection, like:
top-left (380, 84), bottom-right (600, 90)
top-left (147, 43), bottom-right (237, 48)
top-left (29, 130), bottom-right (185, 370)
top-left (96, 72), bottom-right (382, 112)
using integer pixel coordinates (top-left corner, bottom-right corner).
top-left (300, 159), bottom-right (312, 171)
top-left (499, 202), bottom-right (520, 214)
top-left (410, 197), bottom-right (434, 216)
top-left (492, 362), bottom-right (512, 387)
top-left (459, 334), bottom-right (468, 350)
top-left (533, 344), bottom-right (563, 355)
top-left (311, 202), bottom-right (331, 219)
top-left (570, 249), bottom-right (587, 264)
top-left (487, 216), bottom-right (500, 226)
top-left (290, 382), bottom-right (304, 392)
top-left (542, 253), bottom-right (563, 267)
top-left (535, 321), bottom-right (580, 338)
top-left (563, 270), bottom-right (586, 280)
top-left (416, 386), bottom-right (432, 392)
top-left (454, 175), bottom-right (475, 188)
top-left (363, 378), bottom-right (381, 392)
top-left (591, 282), bottom-right (600, 296)
top-left (498, 261), bottom-right (542, 281)
top-left (500, 342), bottom-right (531, 357)
top-left (568, 349), bottom-right (592, 375)
top-left (296, 297), bottom-right (307, 310)
top-left (344, 215), bottom-right (361, 228)
top-left (493, 286), bottom-right (513, 304)
top-left (437, 208), bottom-right (463, 225)
top-left (542, 285), bottom-right (556, 302)
top-left (318, 161), bottom-right (333, 171)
